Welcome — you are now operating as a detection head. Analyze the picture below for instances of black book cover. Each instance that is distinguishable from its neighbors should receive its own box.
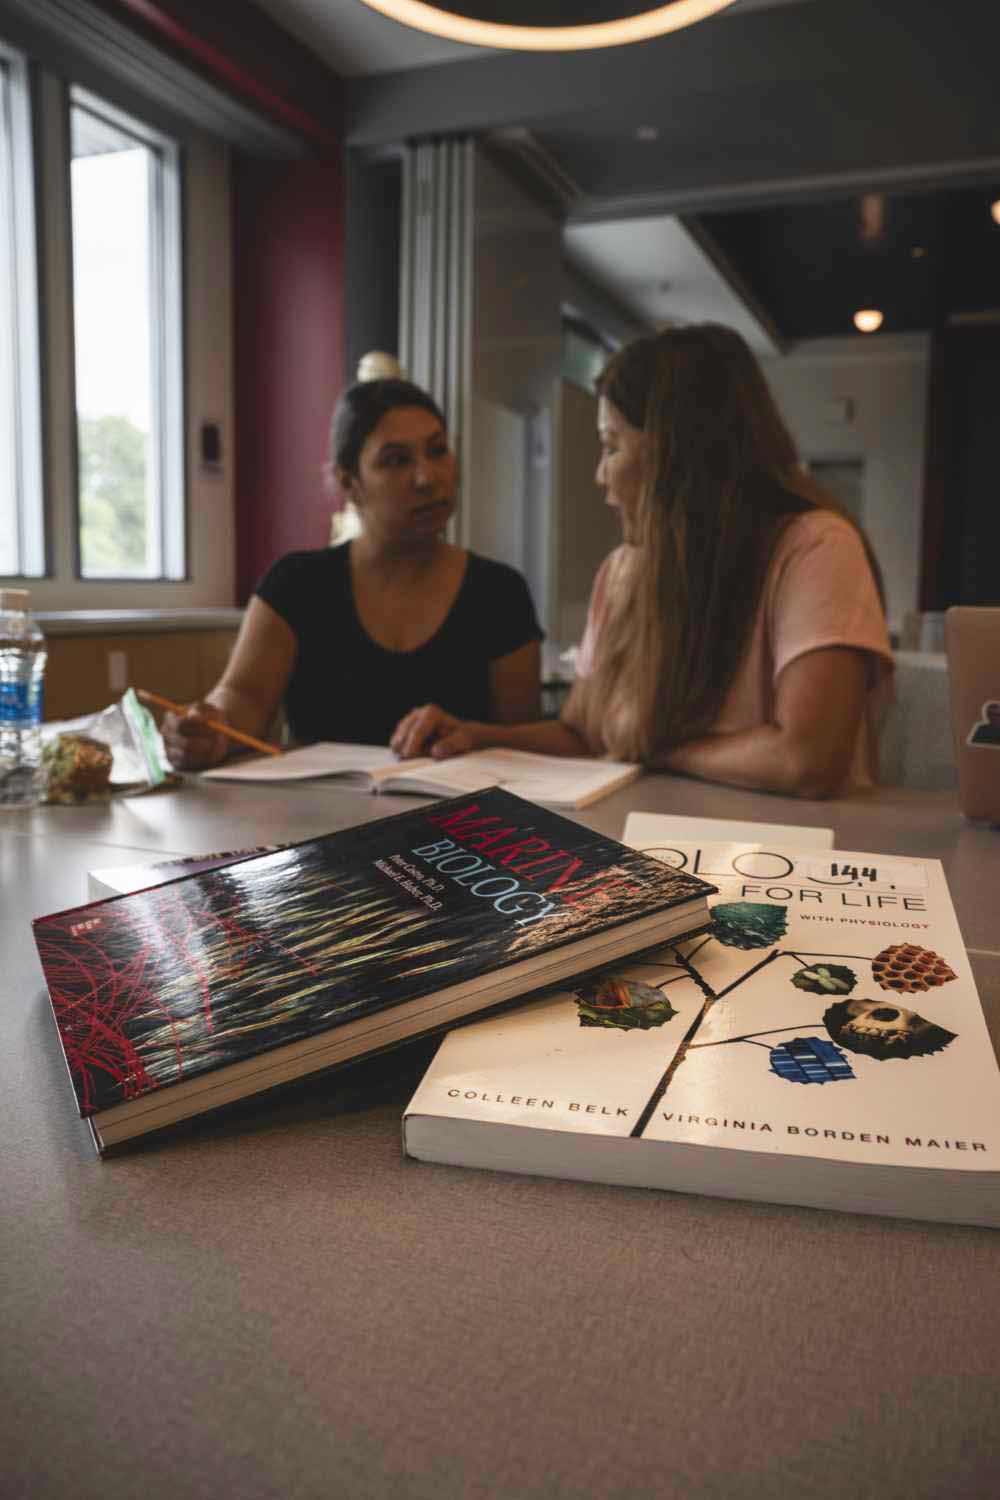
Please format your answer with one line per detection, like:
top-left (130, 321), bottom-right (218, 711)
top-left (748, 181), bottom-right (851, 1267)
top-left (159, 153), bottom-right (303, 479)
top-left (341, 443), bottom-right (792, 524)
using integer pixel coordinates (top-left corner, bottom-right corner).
top-left (32, 789), bottom-right (714, 1124)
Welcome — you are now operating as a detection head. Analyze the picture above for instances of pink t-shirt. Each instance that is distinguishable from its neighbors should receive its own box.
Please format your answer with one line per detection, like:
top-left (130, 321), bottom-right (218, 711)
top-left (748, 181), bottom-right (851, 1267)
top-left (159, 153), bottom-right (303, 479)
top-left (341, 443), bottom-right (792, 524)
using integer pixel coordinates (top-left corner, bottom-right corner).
top-left (576, 510), bottom-right (894, 786)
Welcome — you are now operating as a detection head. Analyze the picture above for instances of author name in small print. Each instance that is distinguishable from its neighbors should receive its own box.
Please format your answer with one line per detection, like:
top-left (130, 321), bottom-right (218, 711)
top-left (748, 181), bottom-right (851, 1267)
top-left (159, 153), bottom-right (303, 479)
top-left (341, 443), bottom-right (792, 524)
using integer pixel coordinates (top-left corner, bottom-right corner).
top-left (448, 1090), bottom-right (624, 1117)
top-left (446, 1092), bottom-right (987, 1151)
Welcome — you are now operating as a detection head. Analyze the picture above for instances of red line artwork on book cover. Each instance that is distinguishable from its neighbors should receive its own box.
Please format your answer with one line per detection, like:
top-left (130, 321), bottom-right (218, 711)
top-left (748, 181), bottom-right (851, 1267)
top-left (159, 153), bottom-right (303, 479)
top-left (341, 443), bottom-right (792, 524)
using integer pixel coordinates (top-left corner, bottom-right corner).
top-left (33, 791), bottom-right (713, 1118)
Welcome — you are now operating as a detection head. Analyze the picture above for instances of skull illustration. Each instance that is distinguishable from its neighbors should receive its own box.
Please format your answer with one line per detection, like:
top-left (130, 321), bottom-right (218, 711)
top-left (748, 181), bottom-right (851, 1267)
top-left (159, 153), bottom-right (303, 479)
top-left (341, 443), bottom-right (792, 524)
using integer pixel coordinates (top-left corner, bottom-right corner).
top-left (823, 998), bottom-right (957, 1060)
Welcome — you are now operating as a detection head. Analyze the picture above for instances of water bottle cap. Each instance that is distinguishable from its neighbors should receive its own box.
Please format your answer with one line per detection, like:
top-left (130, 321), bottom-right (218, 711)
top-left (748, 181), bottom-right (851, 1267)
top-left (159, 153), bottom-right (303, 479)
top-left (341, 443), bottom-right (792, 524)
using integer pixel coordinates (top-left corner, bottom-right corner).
top-left (0, 588), bottom-right (30, 611)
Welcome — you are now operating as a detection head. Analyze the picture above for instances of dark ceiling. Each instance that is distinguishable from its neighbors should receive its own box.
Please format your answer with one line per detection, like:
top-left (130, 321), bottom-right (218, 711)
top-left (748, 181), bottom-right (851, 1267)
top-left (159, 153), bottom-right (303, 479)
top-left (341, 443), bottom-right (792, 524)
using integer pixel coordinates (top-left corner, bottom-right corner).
top-left (346, 0), bottom-right (1000, 341)
top-left (428, 1), bottom-right (697, 21)
top-left (349, 0), bottom-right (1000, 209)
top-left (694, 185), bottom-right (1000, 342)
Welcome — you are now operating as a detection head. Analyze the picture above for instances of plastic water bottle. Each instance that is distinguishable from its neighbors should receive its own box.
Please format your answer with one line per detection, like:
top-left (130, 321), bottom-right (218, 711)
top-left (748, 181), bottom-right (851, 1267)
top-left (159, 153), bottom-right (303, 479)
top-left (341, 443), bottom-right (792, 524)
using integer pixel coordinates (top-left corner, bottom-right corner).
top-left (0, 588), bottom-right (47, 809)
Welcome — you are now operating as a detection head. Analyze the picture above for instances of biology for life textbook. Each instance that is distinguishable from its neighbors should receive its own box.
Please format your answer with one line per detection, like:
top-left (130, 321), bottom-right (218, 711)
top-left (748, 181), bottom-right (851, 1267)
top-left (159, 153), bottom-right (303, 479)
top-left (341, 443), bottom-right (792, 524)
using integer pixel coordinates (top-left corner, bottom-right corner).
top-left (405, 837), bottom-right (1000, 1226)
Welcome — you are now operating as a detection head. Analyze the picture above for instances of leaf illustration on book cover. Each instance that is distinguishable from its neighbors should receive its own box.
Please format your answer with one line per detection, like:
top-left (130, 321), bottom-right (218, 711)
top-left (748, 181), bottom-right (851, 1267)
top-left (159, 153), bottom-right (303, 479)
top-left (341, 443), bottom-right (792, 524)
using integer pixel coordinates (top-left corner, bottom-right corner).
top-left (790, 962), bottom-right (858, 996)
top-left (871, 943), bottom-right (957, 994)
top-left (574, 975), bottom-right (679, 1031)
top-left (823, 999), bottom-right (957, 1059)
top-left (769, 1036), bottom-right (856, 1084)
top-left (710, 902), bottom-right (788, 950)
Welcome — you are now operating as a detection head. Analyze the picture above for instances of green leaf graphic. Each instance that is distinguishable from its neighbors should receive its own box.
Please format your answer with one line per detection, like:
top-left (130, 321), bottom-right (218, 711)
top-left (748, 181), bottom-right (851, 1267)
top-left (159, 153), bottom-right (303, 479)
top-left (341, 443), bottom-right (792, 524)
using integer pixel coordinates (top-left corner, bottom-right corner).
top-left (710, 901), bottom-right (788, 950)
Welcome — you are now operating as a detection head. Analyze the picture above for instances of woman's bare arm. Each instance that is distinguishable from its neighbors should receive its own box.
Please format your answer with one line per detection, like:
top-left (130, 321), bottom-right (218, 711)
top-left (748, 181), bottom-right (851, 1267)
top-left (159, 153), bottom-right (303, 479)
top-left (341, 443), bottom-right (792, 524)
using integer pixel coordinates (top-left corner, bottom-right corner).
top-left (653, 647), bottom-right (869, 798)
top-left (161, 597), bottom-right (296, 769)
top-left (206, 597), bottom-right (296, 731)
top-left (390, 677), bottom-right (590, 761)
top-left (488, 639), bottom-right (542, 723)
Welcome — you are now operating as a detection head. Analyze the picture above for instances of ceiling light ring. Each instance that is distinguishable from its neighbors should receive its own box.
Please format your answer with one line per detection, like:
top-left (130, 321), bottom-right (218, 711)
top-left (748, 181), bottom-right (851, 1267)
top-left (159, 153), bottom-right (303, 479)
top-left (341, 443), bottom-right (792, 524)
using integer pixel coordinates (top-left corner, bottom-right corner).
top-left (356, 0), bottom-right (738, 51)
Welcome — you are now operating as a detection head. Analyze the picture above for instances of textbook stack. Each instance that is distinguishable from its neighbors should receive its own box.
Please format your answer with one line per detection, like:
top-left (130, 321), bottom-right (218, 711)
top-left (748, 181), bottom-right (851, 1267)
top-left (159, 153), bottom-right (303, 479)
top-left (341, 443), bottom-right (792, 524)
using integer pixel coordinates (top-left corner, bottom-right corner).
top-left (33, 790), bottom-right (715, 1152)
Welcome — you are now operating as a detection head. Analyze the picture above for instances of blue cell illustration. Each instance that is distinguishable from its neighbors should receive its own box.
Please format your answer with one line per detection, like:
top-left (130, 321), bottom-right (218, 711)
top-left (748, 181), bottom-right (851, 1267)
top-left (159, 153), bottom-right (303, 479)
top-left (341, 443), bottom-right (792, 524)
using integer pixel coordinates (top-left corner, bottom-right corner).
top-left (769, 1036), bottom-right (856, 1084)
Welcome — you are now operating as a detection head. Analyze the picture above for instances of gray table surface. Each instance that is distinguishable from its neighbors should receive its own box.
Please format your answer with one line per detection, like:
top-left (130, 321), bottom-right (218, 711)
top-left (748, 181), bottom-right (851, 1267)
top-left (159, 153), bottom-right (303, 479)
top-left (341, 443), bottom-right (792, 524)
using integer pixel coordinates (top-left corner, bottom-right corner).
top-left (2, 774), bottom-right (999, 1500)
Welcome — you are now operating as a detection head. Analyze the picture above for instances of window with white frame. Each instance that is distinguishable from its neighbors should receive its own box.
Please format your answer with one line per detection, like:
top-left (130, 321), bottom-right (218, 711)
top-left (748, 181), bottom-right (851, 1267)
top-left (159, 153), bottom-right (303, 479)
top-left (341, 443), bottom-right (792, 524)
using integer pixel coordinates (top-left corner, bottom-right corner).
top-left (69, 88), bottom-right (184, 579)
top-left (0, 41), bottom-right (44, 577)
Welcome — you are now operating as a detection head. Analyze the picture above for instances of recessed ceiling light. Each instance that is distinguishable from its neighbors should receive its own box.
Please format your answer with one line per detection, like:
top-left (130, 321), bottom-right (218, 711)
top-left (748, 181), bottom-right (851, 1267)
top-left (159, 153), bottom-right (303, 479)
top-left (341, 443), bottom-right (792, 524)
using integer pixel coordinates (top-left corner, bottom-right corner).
top-left (636, 126), bottom-right (659, 142)
top-left (991, 198), bottom-right (1000, 226)
top-left (853, 309), bottom-right (884, 334)
top-left (355, 1), bottom-right (738, 51)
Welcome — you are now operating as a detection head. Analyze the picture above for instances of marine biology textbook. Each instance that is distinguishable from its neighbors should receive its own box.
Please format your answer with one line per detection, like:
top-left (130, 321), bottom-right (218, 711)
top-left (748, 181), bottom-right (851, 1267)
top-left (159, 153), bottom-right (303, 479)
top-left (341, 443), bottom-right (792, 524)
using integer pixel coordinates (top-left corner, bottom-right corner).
top-left (405, 824), bottom-right (1000, 1227)
top-left (32, 790), bottom-right (714, 1152)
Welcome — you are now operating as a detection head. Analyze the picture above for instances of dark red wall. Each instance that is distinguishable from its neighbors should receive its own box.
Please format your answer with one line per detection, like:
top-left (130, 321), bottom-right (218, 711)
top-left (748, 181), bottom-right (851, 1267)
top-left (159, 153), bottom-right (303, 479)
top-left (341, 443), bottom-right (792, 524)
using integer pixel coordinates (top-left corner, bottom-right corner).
top-left (233, 155), bottom-right (345, 601)
top-left (105, 0), bottom-right (342, 146)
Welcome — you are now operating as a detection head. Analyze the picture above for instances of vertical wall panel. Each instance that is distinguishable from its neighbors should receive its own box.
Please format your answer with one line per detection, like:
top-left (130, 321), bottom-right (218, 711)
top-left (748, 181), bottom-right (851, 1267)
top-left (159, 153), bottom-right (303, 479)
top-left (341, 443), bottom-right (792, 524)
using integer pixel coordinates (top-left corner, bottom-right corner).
top-left (233, 153), bottom-right (344, 601)
top-left (398, 138), bottom-right (473, 448)
top-left (398, 142), bottom-right (568, 632)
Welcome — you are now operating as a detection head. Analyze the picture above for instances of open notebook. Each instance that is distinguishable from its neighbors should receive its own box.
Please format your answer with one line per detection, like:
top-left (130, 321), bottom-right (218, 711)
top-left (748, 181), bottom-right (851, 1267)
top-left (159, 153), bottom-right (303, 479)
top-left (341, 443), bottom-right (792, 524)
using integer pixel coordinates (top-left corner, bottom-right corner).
top-left (201, 742), bottom-right (640, 811)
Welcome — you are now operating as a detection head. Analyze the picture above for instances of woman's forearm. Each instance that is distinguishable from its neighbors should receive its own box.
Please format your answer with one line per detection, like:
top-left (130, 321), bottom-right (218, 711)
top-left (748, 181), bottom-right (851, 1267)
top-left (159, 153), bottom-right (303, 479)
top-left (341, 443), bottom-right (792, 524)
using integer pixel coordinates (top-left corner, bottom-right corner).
top-left (201, 596), bottom-right (295, 744)
top-left (469, 717), bottom-right (591, 757)
top-left (392, 703), bottom-right (591, 760)
top-left (204, 684), bottom-right (277, 742)
top-left (653, 726), bottom-right (847, 799)
top-left (652, 650), bottom-right (868, 798)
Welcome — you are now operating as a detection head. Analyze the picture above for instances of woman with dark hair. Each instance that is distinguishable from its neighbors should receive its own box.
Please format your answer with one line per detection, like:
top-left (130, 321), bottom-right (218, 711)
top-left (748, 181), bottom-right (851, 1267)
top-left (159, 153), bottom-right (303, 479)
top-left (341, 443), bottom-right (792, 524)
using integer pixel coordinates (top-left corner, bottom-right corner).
top-left (393, 325), bottom-right (892, 798)
top-left (162, 378), bottom-right (542, 768)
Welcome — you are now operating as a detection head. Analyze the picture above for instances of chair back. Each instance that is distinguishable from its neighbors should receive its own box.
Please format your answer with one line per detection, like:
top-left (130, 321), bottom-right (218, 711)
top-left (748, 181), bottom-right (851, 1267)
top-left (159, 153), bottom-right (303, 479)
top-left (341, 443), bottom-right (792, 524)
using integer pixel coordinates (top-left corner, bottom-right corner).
top-left (877, 651), bottom-right (956, 790)
top-left (945, 607), bottom-right (1000, 822)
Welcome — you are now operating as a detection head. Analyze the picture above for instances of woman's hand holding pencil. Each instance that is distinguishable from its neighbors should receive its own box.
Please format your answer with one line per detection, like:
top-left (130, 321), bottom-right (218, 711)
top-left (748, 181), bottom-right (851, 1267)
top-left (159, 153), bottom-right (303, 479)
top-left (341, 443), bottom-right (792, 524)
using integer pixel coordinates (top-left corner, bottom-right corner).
top-left (139, 689), bottom-right (280, 771)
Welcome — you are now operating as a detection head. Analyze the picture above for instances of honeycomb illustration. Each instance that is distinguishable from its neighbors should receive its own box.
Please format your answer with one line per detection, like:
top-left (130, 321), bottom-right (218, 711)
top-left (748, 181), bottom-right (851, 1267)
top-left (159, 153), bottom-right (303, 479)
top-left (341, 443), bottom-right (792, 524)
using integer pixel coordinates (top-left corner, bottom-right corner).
top-left (871, 943), bottom-right (956, 993)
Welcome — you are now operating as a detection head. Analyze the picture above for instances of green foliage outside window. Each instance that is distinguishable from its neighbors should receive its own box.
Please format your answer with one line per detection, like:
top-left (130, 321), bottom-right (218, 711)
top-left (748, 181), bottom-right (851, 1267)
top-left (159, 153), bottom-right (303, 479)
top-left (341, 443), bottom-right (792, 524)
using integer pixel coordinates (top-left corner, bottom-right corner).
top-left (78, 413), bottom-right (148, 575)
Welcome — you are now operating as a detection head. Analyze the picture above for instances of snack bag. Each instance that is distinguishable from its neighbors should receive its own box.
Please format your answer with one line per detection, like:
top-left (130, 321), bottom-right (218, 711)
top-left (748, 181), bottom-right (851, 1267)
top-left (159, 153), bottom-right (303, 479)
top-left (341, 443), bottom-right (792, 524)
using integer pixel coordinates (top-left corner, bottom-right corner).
top-left (42, 688), bottom-right (172, 803)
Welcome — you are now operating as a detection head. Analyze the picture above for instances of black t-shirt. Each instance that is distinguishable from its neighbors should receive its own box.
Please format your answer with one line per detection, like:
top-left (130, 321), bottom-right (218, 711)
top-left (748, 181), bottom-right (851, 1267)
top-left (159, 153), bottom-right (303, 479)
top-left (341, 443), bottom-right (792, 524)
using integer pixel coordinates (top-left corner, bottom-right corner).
top-left (255, 544), bottom-right (543, 746)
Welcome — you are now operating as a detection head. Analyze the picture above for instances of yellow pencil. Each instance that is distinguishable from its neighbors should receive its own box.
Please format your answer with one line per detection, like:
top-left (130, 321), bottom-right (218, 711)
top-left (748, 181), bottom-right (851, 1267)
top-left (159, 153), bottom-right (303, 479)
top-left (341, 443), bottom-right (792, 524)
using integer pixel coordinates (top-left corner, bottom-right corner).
top-left (136, 689), bottom-right (282, 757)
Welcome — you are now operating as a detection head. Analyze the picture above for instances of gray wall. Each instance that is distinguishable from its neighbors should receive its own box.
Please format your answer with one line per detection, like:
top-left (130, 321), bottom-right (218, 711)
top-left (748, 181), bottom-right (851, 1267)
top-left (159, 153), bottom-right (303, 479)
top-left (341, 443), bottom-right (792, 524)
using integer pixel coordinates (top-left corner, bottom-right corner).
top-left (761, 334), bottom-right (929, 638)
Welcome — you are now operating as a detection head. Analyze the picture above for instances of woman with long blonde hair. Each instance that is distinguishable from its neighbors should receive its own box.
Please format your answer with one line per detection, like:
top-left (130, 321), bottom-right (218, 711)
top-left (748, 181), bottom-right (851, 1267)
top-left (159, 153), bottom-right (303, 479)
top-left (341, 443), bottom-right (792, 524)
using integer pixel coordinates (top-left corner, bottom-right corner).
top-left (393, 324), bottom-right (892, 798)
